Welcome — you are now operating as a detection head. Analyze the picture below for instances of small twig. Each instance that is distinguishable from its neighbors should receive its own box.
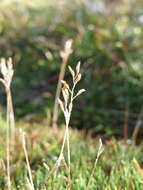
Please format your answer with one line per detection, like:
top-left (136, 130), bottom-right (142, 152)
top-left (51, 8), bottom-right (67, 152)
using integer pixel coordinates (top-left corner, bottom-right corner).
top-left (20, 129), bottom-right (35, 190)
top-left (132, 107), bottom-right (143, 144)
top-left (52, 39), bottom-right (72, 129)
top-left (86, 139), bottom-right (103, 190)
top-left (124, 101), bottom-right (129, 143)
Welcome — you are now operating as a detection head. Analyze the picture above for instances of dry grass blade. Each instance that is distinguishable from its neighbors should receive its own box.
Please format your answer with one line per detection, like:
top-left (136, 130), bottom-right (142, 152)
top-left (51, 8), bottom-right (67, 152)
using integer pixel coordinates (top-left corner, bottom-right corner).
top-left (0, 57), bottom-right (15, 190)
top-left (132, 107), bottom-right (143, 144)
top-left (86, 138), bottom-right (103, 190)
top-left (0, 159), bottom-right (6, 180)
top-left (20, 128), bottom-right (35, 190)
top-left (133, 158), bottom-right (143, 175)
top-left (0, 57), bottom-right (15, 140)
top-left (52, 39), bottom-right (72, 128)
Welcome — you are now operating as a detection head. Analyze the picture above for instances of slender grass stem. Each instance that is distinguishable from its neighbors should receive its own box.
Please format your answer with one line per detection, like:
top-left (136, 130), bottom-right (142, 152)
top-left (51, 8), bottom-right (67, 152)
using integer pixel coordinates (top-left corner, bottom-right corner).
top-left (49, 62), bottom-right (85, 190)
top-left (9, 90), bottom-right (15, 141)
top-left (86, 139), bottom-right (103, 190)
top-left (6, 90), bottom-right (11, 190)
top-left (21, 130), bottom-right (35, 190)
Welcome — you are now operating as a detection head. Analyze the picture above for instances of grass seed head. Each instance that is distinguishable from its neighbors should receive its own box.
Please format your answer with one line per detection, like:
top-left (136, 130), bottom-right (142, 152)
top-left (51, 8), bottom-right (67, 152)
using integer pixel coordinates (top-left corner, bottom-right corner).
top-left (65, 39), bottom-right (72, 50)
top-left (76, 89), bottom-right (86, 97)
top-left (62, 88), bottom-right (69, 104)
top-left (68, 66), bottom-right (75, 79)
top-left (0, 57), bottom-right (14, 90)
top-left (76, 61), bottom-right (81, 75)
top-left (60, 39), bottom-right (73, 60)
top-left (75, 73), bottom-right (81, 84)
top-left (58, 98), bottom-right (65, 112)
top-left (61, 80), bottom-right (69, 90)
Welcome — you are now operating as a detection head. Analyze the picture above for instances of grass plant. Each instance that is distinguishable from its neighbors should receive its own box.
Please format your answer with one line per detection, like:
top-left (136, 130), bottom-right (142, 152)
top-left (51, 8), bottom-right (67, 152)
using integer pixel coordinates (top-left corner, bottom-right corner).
top-left (0, 58), bottom-right (15, 190)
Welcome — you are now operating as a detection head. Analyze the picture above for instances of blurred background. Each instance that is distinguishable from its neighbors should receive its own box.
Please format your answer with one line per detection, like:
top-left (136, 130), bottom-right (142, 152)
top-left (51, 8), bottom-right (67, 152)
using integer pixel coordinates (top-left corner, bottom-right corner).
top-left (0, 0), bottom-right (143, 138)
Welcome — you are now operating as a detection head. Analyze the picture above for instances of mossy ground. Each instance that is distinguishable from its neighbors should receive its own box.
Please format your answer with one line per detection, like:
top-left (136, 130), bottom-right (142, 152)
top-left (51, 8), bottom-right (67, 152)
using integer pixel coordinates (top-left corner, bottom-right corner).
top-left (0, 121), bottom-right (143, 190)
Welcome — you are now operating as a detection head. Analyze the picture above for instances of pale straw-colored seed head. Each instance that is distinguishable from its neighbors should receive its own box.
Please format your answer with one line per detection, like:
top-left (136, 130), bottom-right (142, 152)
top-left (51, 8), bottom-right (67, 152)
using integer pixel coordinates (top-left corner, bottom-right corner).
top-left (76, 61), bottom-right (81, 75)
top-left (60, 39), bottom-right (73, 60)
top-left (0, 57), bottom-right (14, 90)
top-left (7, 57), bottom-right (14, 76)
top-left (68, 66), bottom-right (75, 79)
top-left (75, 73), bottom-right (81, 84)
top-left (61, 80), bottom-right (69, 90)
top-left (58, 98), bottom-right (65, 112)
top-left (7, 57), bottom-right (12, 69)
top-left (60, 51), bottom-right (66, 59)
top-left (98, 138), bottom-right (104, 155)
top-left (65, 39), bottom-right (72, 50)
top-left (0, 58), bottom-right (7, 77)
top-left (62, 88), bottom-right (69, 104)
top-left (76, 89), bottom-right (86, 97)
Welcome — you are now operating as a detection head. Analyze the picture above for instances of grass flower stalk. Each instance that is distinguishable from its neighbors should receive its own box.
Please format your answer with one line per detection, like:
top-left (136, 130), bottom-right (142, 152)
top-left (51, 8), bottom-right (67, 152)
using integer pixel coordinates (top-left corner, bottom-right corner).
top-left (52, 39), bottom-right (72, 128)
top-left (49, 61), bottom-right (85, 190)
top-left (0, 57), bottom-right (15, 190)
top-left (20, 129), bottom-right (35, 190)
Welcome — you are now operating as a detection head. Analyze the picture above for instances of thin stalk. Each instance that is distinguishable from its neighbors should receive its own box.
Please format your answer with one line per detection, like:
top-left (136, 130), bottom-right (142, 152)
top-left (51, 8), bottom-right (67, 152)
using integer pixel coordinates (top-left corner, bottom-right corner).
top-left (6, 90), bottom-right (11, 190)
top-left (132, 107), bottom-right (143, 144)
top-left (52, 40), bottom-right (72, 128)
top-left (9, 90), bottom-right (15, 141)
top-left (47, 127), bottom-right (68, 180)
top-left (52, 58), bottom-right (67, 128)
top-left (86, 139), bottom-right (103, 190)
top-left (21, 131), bottom-right (35, 190)
top-left (0, 58), bottom-right (14, 190)
top-left (65, 84), bottom-right (75, 190)
top-left (65, 115), bottom-right (71, 190)
top-left (48, 62), bottom-right (85, 190)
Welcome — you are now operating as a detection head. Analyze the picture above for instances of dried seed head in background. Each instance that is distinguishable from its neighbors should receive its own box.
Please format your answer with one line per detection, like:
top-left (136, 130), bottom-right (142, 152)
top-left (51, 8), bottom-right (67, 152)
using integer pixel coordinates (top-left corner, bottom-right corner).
top-left (0, 57), bottom-right (14, 90)
top-left (76, 61), bottom-right (80, 75)
top-left (60, 39), bottom-right (73, 61)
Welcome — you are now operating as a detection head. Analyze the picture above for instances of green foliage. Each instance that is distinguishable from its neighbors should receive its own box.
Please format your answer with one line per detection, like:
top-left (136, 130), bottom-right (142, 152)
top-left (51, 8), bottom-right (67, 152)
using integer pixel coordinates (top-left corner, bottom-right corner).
top-left (0, 0), bottom-right (143, 135)
top-left (0, 122), bottom-right (143, 189)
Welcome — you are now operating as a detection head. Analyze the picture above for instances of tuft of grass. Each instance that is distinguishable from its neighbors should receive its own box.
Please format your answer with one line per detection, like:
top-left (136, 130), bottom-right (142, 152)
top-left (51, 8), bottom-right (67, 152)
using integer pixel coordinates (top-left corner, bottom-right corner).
top-left (0, 52), bottom-right (142, 190)
top-left (0, 120), bottom-right (143, 189)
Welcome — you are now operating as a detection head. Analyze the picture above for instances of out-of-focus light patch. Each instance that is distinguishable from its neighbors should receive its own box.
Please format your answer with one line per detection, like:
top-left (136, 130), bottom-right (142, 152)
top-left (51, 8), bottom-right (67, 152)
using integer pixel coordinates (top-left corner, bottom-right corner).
top-left (103, 29), bottom-right (110, 37)
top-left (131, 61), bottom-right (143, 76)
top-left (37, 60), bottom-right (45, 66)
top-left (126, 139), bottom-right (131, 145)
top-left (133, 27), bottom-right (141, 35)
top-left (138, 15), bottom-right (143, 24)
top-left (115, 17), bottom-right (128, 35)
top-left (1, 0), bottom-right (49, 8)
top-left (45, 51), bottom-right (53, 61)
top-left (86, 1), bottom-right (105, 13)
top-left (88, 24), bottom-right (95, 31)
top-left (115, 41), bottom-right (122, 48)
